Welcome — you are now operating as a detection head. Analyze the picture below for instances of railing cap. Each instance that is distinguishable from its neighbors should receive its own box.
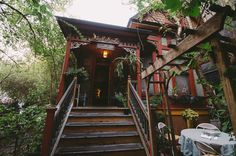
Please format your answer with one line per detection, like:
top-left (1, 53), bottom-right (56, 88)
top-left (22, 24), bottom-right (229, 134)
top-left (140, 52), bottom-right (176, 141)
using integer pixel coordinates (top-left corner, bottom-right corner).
top-left (46, 105), bottom-right (57, 112)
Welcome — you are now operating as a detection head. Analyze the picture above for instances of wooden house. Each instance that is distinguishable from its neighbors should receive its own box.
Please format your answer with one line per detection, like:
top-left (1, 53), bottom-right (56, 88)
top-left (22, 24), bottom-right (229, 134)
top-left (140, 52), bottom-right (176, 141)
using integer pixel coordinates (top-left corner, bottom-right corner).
top-left (41, 10), bottom-right (215, 156)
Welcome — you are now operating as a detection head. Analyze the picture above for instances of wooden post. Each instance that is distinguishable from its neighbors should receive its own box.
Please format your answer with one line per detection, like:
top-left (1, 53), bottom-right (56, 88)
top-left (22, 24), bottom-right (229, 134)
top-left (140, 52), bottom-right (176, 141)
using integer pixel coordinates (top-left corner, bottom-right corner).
top-left (188, 69), bottom-right (197, 96)
top-left (145, 78), bottom-right (157, 156)
top-left (56, 39), bottom-right (72, 103)
top-left (136, 47), bottom-right (142, 97)
top-left (211, 38), bottom-right (236, 135)
top-left (41, 107), bottom-right (57, 156)
top-left (161, 75), bottom-right (178, 156)
top-left (127, 75), bottom-right (131, 108)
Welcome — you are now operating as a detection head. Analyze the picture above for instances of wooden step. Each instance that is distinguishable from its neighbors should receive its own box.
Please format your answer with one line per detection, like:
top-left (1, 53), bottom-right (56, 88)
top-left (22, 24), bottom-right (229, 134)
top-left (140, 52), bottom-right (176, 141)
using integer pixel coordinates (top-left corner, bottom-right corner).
top-left (55, 143), bottom-right (145, 156)
top-left (68, 112), bottom-right (132, 122)
top-left (64, 121), bottom-right (136, 133)
top-left (71, 107), bottom-right (129, 113)
top-left (59, 131), bottom-right (140, 146)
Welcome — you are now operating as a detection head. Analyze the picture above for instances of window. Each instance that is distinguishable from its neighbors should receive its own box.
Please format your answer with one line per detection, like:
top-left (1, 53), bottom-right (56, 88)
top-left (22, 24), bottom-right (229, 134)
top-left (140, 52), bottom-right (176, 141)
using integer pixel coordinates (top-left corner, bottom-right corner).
top-left (161, 37), bottom-right (168, 46)
top-left (171, 39), bottom-right (177, 45)
top-left (176, 73), bottom-right (190, 95)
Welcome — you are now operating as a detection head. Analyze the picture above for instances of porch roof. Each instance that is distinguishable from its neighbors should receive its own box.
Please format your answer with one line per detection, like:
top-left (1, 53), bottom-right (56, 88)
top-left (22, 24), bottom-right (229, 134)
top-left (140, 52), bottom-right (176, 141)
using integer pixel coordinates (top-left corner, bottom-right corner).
top-left (56, 16), bottom-right (154, 43)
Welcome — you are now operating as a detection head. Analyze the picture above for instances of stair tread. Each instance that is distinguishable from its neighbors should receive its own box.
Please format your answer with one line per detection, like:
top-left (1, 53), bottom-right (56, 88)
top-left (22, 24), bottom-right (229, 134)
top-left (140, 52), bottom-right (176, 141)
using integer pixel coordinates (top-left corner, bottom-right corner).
top-left (61, 131), bottom-right (138, 139)
top-left (66, 121), bottom-right (134, 127)
top-left (69, 112), bottom-right (131, 117)
top-left (56, 143), bottom-right (144, 154)
top-left (72, 107), bottom-right (129, 110)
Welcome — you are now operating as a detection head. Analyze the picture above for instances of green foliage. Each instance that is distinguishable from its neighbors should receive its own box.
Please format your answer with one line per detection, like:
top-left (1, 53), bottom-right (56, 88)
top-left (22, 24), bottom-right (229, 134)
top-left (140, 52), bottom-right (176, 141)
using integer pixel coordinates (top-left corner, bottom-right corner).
top-left (150, 94), bottom-right (162, 106)
top-left (181, 108), bottom-right (199, 120)
top-left (113, 51), bottom-right (142, 78)
top-left (0, 104), bottom-right (46, 155)
top-left (197, 78), bottom-right (233, 132)
top-left (0, 60), bottom-right (50, 105)
top-left (115, 92), bottom-right (127, 107)
top-left (0, 0), bottom-right (71, 102)
top-left (65, 67), bottom-right (89, 82)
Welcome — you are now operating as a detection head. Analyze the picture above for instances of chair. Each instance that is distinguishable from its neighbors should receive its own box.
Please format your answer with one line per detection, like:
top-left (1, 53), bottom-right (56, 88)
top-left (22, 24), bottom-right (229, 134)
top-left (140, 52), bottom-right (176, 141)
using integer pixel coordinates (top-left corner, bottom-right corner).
top-left (194, 141), bottom-right (220, 156)
top-left (157, 122), bottom-right (180, 141)
top-left (157, 122), bottom-right (181, 155)
top-left (196, 123), bottom-right (220, 131)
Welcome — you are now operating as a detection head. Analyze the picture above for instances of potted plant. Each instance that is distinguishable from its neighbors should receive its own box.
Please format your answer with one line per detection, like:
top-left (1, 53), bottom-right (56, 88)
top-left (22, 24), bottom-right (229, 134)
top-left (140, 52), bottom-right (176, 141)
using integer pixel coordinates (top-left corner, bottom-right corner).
top-left (181, 108), bottom-right (199, 128)
top-left (114, 92), bottom-right (129, 114)
top-left (149, 94), bottom-right (162, 108)
top-left (113, 51), bottom-right (141, 78)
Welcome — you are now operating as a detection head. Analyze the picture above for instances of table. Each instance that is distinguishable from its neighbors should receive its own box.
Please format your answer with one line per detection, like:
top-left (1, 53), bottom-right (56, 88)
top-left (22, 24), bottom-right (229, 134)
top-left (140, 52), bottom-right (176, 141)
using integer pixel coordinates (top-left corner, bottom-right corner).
top-left (179, 128), bottom-right (236, 156)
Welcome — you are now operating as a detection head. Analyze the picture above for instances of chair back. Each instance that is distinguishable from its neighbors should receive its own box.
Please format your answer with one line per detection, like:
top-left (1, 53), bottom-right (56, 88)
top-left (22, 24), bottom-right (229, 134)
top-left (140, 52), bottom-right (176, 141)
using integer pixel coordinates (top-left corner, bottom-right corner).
top-left (158, 122), bottom-right (167, 134)
top-left (196, 123), bottom-right (220, 131)
top-left (194, 141), bottom-right (219, 156)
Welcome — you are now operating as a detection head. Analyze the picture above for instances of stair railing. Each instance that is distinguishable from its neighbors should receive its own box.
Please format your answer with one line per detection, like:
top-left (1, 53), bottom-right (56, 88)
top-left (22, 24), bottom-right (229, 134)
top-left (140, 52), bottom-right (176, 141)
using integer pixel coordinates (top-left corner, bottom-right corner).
top-left (41, 77), bottom-right (77, 156)
top-left (127, 76), bottom-right (156, 156)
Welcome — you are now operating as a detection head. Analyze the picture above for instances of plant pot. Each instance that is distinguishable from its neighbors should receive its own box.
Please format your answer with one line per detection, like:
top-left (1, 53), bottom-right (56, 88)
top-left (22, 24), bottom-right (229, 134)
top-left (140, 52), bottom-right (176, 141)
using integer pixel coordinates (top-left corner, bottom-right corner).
top-left (186, 119), bottom-right (194, 128)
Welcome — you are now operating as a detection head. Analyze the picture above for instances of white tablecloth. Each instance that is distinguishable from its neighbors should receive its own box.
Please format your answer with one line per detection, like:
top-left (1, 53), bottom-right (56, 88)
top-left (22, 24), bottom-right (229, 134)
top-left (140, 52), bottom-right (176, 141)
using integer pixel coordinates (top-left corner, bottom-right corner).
top-left (179, 129), bottom-right (236, 156)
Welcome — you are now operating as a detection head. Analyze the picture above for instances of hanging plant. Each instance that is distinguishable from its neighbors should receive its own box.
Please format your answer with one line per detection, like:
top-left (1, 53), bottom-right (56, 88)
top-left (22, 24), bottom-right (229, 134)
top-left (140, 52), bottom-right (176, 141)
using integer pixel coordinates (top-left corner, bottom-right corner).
top-left (113, 51), bottom-right (142, 78)
top-left (65, 67), bottom-right (89, 82)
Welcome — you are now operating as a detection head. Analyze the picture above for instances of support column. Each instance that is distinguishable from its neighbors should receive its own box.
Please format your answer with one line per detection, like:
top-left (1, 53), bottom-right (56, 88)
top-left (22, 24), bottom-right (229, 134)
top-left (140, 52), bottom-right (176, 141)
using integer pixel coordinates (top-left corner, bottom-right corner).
top-left (152, 51), bottom-right (159, 93)
top-left (136, 47), bottom-right (142, 97)
top-left (56, 39), bottom-right (72, 103)
top-left (188, 68), bottom-right (197, 96)
top-left (211, 38), bottom-right (236, 135)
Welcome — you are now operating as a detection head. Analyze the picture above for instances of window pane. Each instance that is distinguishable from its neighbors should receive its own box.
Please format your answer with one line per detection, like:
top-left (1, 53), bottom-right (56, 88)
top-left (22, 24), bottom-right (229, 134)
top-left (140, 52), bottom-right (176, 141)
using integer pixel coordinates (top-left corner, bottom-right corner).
top-left (161, 37), bottom-right (168, 46)
top-left (176, 75), bottom-right (190, 95)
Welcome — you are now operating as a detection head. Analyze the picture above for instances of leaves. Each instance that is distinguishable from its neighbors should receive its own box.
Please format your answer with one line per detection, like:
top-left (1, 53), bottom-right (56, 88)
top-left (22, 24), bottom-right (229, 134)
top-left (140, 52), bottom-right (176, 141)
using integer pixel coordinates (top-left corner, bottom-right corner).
top-left (0, 104), bottom-right (46, 155)
top-left (162, 0), bottom-right (181, 11)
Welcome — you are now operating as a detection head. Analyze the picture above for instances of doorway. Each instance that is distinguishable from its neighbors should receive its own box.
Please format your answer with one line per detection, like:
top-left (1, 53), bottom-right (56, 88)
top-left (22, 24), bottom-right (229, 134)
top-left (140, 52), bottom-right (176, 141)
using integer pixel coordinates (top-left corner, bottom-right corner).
top-left (93, 64), bottom-right (109, 106)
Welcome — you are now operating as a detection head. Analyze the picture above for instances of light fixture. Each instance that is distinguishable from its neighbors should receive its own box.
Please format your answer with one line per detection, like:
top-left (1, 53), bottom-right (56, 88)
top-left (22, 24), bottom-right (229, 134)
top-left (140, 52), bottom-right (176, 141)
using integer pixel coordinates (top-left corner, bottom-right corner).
top-left (102, 50), bottom-right (108, 58)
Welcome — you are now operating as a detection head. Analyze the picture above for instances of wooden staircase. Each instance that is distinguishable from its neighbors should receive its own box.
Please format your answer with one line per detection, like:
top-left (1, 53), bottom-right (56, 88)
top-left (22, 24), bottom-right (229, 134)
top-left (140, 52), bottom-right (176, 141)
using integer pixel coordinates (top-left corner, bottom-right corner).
top-left (54, 107), bottom-right (146, 156)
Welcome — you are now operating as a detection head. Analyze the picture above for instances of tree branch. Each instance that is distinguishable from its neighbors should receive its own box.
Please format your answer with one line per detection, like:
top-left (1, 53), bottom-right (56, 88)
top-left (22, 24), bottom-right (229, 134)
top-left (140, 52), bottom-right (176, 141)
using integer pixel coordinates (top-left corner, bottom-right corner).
top-left (0, 66), bottom-right (13, 85)
top-left (0, 49), bottom-right (19, 66)
top-left (0, 1), bottom-right (36, 39)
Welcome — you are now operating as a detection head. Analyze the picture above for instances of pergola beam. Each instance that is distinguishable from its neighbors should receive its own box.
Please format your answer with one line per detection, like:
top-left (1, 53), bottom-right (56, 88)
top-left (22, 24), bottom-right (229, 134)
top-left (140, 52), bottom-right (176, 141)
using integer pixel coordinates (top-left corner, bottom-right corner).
top-left (141, 12), bottom-right (226, 79)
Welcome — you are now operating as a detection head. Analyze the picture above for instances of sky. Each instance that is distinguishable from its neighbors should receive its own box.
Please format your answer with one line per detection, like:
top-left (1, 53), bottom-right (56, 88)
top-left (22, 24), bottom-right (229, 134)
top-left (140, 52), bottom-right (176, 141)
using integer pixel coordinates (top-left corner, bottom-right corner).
top-left (57, 0), bottom-right (137, 27)
top-left (0, 0), bottom-right (137, 61)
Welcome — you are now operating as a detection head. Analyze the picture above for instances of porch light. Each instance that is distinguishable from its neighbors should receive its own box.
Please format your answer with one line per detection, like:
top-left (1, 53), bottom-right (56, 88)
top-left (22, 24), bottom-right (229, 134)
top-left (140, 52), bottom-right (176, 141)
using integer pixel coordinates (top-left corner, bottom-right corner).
top-left (102, 50), bottom-right (108, 58)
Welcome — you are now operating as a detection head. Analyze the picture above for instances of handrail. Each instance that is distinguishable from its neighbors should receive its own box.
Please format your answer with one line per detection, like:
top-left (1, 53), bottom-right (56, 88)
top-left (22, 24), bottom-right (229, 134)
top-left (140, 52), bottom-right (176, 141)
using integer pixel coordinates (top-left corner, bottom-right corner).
top-left (129, 82), bottom-right (148, 119)
top-left (128, 80), bottom-right (150, 155)
top-left (50, 77), bottom-right (77, 156)
top-left (41, 77), bottom-right (77, 156)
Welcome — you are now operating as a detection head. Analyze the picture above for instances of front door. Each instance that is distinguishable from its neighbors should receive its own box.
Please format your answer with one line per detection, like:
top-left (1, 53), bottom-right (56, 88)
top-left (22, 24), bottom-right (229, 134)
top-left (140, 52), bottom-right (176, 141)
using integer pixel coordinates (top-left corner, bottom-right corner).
top-left (93, 64), bottom-right (109, 106)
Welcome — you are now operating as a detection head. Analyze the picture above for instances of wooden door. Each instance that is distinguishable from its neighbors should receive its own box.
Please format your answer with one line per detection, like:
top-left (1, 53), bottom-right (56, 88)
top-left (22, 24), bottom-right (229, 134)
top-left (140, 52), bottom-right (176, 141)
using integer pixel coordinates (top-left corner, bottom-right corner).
top-left (93, 64), bottom-right (109, 106)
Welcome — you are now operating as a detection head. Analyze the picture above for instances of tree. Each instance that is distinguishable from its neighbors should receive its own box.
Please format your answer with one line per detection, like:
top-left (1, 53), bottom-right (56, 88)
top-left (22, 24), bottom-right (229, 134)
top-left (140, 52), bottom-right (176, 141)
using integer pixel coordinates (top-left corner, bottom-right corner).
top-left (0, 0), bottom-right (70, 104)
top-left (0, 1), bottom-right (71, 155)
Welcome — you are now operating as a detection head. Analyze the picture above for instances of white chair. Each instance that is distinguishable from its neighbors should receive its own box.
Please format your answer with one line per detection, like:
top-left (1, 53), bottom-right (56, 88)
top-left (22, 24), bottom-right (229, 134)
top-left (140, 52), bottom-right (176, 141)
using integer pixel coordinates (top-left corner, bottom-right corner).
top-left (157, 122), bottom-right (180, 140)
top-left (194, 141), bottom-right (220, 156)
top-left (196, 123), bottom-right (220, 131)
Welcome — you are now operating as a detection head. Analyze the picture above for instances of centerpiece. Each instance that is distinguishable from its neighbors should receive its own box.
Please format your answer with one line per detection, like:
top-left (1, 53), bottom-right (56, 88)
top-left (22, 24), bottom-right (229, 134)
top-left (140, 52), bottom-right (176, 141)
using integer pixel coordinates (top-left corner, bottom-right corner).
top-left (181, 108), bottom-right (199, 128)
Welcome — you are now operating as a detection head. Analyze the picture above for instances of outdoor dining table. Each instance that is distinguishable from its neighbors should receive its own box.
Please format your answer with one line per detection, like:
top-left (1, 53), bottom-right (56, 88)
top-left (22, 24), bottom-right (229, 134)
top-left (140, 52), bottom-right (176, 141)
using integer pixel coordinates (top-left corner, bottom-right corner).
top-left (179, 128), bottom-right (236, 156)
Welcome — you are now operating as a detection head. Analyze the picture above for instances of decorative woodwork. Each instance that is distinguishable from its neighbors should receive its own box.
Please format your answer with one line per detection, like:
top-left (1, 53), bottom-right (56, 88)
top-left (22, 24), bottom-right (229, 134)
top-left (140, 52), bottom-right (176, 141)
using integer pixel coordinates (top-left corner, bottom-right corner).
top-left (141, 12), bottom-right (226, 79)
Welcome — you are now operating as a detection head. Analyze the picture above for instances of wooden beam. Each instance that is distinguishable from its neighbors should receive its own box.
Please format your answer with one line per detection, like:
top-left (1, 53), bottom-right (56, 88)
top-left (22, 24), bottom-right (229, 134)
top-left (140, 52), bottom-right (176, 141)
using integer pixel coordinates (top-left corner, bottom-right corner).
top-left (141, 12), bottom-right (226, 79)
top-left (56, 39), bottom-right (72, 103)
top-left (211, 38), bottom-right (236, 135)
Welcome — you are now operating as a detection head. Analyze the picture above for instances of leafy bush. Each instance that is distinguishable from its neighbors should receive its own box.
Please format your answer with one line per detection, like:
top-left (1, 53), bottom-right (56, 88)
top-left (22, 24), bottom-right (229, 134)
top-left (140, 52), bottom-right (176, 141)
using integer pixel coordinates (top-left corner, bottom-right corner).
top-left (115, 92), bottom-right (127, 107)
top-left (65, 67), bottom-right (89, 82)
top-left (0, 104), bottom-right (46, 155)
top-left (181, 108), bottom-right (199, 121)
